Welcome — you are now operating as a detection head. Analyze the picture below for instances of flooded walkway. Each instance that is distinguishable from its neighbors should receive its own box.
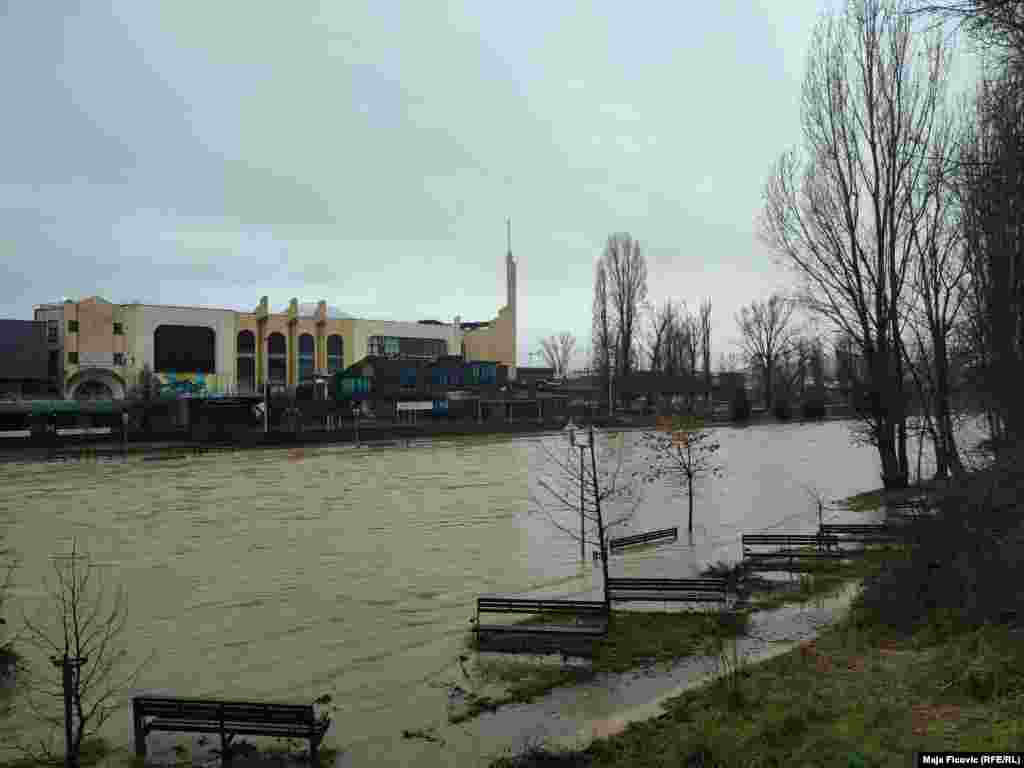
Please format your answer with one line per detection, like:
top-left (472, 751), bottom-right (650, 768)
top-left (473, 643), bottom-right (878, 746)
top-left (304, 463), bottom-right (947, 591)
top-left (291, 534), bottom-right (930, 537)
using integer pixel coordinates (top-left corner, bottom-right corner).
top-left (333, 582), bottom-right (861, 767)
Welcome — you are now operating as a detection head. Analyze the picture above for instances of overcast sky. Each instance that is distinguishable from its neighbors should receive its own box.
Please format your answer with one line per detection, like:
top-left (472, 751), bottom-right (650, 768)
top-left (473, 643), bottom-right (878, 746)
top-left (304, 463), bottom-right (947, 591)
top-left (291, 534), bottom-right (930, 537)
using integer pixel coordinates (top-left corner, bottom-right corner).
top-left (0, 1), bottom-right (978, 369)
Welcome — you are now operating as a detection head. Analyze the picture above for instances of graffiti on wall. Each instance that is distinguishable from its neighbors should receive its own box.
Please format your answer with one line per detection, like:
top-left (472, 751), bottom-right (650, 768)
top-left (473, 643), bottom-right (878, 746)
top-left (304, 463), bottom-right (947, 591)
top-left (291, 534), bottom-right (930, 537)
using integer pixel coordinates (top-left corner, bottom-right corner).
top-left (156, 372), bottom-right (229, 398)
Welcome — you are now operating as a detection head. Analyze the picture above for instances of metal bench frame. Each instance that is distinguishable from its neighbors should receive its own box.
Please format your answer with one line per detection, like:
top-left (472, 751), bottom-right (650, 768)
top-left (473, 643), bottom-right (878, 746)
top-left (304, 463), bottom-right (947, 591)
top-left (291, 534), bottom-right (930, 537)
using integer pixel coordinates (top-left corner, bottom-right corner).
top-left (132, 696), bottom-right (330, 764)
top-left (741, 533), bottom-right (845, 571)
top-left (606, 577), bottom-right (729, 606)
top-left (474, 597), bottom-right (609, 653)
top-left (609, 527), bottom-right (679, 552)
top-left (742, 534), bottom-right (842, 555)
top-left (819, 523), bottom-right (908, 543)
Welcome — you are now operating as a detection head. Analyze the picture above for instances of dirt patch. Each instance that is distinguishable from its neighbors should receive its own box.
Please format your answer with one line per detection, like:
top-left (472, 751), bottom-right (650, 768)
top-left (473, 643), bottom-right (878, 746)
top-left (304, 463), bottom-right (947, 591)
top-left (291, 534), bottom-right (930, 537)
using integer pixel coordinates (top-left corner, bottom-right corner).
top-left (911, 703), bottom-right (962, 735)
top-left (846, 656), bottom-right (866, 672)
top-left (799, 640), bottom-right (833, 673)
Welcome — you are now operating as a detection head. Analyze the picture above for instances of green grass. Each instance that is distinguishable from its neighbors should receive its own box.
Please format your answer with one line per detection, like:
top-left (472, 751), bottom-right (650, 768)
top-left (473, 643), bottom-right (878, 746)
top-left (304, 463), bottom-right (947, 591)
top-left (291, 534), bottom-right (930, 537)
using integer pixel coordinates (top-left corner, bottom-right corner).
top-left (0, 738), bottom-right (111, 768)
top-left (839, 481), bottom-right (941, 513)
top-left (743, 546), bottom-right (901, 612)
top-left (456, 610), bottom-right (748, 724)
top-left (491, 598), bottom-right (1024, 767)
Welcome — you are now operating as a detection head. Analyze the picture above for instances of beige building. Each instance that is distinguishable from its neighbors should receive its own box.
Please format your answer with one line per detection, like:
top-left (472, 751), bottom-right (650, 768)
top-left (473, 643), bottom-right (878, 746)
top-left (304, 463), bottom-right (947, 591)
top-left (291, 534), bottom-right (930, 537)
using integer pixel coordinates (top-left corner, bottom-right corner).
top-left (33, 252), bottom-right (518, 399)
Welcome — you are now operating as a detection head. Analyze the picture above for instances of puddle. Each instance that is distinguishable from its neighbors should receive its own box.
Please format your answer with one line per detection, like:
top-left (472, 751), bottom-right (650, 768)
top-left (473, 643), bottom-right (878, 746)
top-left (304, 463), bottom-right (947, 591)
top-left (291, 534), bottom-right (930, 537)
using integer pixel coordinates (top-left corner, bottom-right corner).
top-left (333, 581), bottom-right (862, 767)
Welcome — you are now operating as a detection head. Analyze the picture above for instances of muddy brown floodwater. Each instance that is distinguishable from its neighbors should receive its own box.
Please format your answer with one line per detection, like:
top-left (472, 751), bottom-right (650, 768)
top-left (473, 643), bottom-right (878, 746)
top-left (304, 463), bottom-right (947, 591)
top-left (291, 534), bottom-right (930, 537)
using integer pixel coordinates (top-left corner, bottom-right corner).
top-left (0, 420), bottom-right (983, 764)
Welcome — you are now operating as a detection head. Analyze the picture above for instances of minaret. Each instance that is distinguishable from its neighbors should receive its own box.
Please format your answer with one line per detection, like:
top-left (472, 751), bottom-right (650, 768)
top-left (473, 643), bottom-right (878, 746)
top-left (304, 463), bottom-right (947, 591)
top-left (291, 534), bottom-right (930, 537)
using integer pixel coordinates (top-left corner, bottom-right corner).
top-left (505, 218), bottom-right (517, 373)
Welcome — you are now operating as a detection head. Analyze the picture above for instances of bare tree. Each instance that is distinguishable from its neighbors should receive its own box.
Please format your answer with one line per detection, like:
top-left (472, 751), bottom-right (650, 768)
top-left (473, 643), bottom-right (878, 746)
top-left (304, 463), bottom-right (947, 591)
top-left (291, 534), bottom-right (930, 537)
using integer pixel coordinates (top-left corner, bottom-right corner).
top-left (644, 300), bottom-right (679, 373)
top-left (956, 69), bottom-right (1024, 452)
top-left (601, 234), bottom-right (649, 397)
top-left (913, 0), bottom-right (1024, 59)
top-left (539, 333), bottom-right (577, 379)
top-left (642, 414), bottom-right (724, 535)
top-left (15, 541), bottom-right (150, 768)
top-left (592, 261), bottom-right (615, 411)
top-left (698, 299), bottom-right (713, 407)
top-left (736, 293), bottom-right (798, 411)
top-left (529, 430), bottom-right (642, 610)
top-left (900, 99), bottom-right (971, 480)
top-left (760, 0), bottom-right (953, 489)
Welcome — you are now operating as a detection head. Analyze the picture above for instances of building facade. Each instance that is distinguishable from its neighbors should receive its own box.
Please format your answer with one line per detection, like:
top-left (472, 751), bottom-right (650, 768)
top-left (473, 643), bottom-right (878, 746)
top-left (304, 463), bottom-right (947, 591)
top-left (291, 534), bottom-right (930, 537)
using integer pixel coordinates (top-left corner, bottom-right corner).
top-left (0, 319), bottom-right (51, 398)
top-left (32, 253), bottom-right (518, 400)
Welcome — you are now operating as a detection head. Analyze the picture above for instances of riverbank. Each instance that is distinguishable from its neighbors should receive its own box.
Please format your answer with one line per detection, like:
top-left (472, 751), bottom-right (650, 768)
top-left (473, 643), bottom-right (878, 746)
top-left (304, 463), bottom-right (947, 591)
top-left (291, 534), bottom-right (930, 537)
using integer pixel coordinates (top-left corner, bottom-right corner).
top-left (492, 603), bottom-right (1024, 767)
top-left (0, 410), bottom-right (857, 464)
top-left (489, 476), bottom-right (1024, 767)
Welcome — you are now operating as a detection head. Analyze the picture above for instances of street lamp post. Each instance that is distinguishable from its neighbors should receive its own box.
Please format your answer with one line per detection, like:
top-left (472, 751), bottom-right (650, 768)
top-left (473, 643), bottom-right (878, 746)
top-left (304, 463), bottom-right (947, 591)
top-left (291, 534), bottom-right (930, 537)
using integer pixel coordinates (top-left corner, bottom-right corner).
top-left (609, 371), bottom-right (613, 418)
top-left (567, 421), bottom-right (610, 617)
top-left (564, 419), bottom-right (587, 560)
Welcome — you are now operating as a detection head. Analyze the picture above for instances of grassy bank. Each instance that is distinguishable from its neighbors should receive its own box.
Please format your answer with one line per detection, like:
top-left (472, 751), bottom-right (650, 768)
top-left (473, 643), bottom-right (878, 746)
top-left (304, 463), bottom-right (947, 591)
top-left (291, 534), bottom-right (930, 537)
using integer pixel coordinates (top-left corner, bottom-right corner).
top-left (452, 610), bottom-right (749, 724)
top-left (492, 606), bottom-right (1024, 767)
top-left (492, 466), bottom-right (1024, 766)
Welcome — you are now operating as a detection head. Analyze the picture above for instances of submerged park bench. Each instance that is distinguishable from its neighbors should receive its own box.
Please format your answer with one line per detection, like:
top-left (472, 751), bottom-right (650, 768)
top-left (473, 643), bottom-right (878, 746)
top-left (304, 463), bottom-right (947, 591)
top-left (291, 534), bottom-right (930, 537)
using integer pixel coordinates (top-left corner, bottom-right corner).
top-left (132, 696), bottom-right (330, 764)
top-left (474, 597), bottom-right (609, 655)
top-left (608, 526), bottom-right (678, 552)
top-left (885, 498), bottom-right (936, 518)
top-left (819, 523), bottom-right (908, 544)
top-left (741, 533), bottom-right (844, 571)
top-left (606, 577), bottom-right (729, 607)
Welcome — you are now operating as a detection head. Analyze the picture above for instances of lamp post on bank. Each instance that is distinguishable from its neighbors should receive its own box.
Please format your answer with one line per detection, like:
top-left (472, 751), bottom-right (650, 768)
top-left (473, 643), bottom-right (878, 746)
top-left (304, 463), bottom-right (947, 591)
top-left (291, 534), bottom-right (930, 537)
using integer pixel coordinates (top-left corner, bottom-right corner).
top-left (564, 418), bottom-right (588, 561)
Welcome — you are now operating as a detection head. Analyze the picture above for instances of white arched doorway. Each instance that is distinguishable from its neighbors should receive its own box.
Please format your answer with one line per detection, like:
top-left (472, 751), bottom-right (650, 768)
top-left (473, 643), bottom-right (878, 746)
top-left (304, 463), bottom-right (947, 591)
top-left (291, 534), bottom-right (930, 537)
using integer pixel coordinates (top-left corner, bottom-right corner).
top-left (66, 368), bottom-right (127, 400)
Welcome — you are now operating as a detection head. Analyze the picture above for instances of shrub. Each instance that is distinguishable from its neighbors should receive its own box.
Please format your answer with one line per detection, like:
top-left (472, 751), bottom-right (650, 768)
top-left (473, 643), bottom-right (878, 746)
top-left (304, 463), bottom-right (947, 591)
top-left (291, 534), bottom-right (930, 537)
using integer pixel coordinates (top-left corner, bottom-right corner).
top-left (731, 389), bottom-right (751, 422)
top-left (857, 466), bottom-right (1024, 635)
top-left (801, 397), bottom-right (826, 420)
top-left (772, 399), bottom-right (792, 421)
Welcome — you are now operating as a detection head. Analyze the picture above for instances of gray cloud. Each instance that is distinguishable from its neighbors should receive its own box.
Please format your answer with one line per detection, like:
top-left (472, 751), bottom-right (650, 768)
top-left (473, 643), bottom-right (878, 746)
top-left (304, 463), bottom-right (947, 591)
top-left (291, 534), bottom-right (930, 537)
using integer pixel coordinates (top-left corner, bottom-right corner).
top-left (0, 0), bottom-right (978, 363)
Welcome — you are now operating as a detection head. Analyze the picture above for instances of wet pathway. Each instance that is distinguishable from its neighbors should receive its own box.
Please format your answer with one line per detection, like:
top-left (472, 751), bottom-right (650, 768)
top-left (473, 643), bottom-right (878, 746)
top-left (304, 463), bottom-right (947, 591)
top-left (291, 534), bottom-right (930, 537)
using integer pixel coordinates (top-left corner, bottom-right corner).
top-left (333, 581), bottom-right (862, 767)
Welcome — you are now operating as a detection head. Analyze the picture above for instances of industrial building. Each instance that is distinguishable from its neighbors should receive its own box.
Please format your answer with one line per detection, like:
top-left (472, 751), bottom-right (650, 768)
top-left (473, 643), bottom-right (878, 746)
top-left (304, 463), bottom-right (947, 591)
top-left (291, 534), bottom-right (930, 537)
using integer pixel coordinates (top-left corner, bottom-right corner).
top-left (30, 251), bottom-right (518, 400)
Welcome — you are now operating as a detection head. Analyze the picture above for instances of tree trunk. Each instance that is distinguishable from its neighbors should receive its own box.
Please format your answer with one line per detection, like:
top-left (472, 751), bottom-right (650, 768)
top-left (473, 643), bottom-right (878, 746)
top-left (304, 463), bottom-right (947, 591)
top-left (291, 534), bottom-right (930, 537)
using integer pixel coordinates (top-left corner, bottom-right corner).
top-left (687, 480), bottom-right (694, 534)
top-left (589, 440), bottom-right (612, 622)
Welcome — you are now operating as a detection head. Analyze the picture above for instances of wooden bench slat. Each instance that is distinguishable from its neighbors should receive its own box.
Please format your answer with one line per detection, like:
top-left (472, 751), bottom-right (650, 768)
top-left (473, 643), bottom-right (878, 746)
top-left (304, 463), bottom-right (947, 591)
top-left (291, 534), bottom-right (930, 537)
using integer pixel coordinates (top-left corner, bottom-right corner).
top-left (742, 535), bottom-right (839, 543)
top-left (608, 592), bottom-right (726, 601)
top-left (606, 579), bottom-right (727, 586)
top-left (476, 624), bottom-right (607, 635)
top-left (146, 721), bottom-right (324, 737)
top-left (609, 527), bottom-right (679, 549)
top-left (474, 595), bottom-right (610, 646)
top-left (606, 577), bottom-right (728, 604)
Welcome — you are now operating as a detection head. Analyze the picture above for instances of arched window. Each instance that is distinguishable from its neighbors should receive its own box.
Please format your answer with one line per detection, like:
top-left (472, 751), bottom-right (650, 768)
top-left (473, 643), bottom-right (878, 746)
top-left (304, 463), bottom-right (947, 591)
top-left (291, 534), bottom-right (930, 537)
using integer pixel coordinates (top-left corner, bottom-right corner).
top-left (154, 325), bottom-right (215, 373)
top-left (237, 330), bottom-right (255, 355)
top-left (236, 330), bottom-right (256, 393)
top-left (299, 333), bottom-right (315, 383)
top-left (267, 332), bottom-right (286, 385)
top-left (327, 334), bottom-right (343, 374)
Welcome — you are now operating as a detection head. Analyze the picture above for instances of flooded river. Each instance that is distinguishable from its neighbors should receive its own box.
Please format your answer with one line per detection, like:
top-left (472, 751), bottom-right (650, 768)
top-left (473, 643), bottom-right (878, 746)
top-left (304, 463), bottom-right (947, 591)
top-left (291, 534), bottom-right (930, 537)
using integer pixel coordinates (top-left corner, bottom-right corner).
top-left (0, 420), bottom-right (982, 763)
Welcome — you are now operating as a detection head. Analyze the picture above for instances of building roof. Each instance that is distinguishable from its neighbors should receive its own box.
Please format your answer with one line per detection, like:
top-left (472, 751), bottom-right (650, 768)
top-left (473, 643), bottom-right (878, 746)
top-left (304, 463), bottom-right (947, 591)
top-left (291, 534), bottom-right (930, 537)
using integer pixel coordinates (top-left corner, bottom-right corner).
top-left (296, 302), bottom-right (352, 319)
